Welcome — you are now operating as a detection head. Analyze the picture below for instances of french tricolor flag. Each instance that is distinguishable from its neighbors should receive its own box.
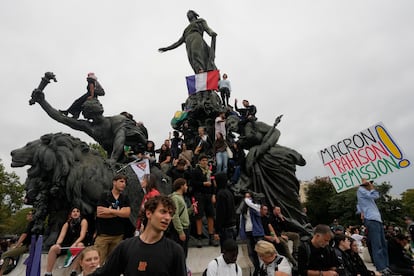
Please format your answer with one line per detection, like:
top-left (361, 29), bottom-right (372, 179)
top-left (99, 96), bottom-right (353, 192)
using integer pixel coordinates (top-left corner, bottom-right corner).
top-left (186, 70), bottom-right (219, 95)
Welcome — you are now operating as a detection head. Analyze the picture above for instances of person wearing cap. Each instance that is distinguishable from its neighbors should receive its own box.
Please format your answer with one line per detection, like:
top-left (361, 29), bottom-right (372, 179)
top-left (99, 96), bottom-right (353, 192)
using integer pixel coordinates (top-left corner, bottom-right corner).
top-left (356, 178), bottom-right (393, 275)
top-left (60, 72), bottom-right (105, 119)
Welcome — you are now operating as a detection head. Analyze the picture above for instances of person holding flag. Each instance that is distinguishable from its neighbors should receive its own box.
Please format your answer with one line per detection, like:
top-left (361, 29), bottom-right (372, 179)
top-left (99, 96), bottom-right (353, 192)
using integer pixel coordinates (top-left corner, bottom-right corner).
top-left (44, 207), bottom-right (88, 276)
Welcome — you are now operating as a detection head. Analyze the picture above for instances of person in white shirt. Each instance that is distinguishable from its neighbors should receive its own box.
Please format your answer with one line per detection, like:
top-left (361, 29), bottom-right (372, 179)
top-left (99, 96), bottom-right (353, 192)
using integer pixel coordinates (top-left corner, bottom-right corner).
top-left (206, 239), bottom-right (242, 276)
top-left (255, 240), bottom-right (292, 276)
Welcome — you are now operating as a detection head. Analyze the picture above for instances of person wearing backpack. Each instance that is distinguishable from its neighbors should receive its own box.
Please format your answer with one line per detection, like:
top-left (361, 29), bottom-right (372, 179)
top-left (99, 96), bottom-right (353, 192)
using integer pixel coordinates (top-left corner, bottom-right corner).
top-left (297, 224), bottom-right (338, 276)
top-left (255, 240), bottom-right (292, 276)
top-left (332, 234), bottom-right (354, 276)
top-left (204, 239), bottom-right (242, 276)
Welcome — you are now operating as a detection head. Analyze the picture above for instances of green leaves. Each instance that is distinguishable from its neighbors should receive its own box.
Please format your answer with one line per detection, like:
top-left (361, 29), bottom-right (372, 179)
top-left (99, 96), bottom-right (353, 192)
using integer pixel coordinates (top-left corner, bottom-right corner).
top-left (0, 159), bottom-right (25, 236)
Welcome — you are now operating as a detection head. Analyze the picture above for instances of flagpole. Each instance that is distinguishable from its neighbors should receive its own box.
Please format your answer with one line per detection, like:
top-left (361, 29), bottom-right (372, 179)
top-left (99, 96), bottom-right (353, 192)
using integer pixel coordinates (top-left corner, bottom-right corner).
top-left (116, 157), bottom-right (143, 173)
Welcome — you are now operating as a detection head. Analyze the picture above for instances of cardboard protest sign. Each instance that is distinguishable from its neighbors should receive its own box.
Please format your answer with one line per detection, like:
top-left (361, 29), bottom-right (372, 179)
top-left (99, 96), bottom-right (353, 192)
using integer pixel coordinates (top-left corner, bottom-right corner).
top-left (319, 122), bottom-right (410, 193)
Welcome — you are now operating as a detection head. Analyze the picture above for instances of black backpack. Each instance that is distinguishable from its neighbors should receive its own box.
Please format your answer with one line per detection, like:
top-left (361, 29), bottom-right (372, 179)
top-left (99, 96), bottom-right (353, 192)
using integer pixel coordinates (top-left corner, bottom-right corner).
top-left (259, 255), bottom-right (284, 276)
top-left (202, 258), bottom-right (239, 276)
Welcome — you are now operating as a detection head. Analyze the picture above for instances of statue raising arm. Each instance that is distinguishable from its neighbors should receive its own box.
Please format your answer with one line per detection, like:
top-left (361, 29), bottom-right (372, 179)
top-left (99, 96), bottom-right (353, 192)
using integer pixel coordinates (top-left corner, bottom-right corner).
top-left (29, 74), bottom-right (93, 136)
top-left (29, 73), bottom-right (128, 162)
top-left (158, 10), bottom-right (217, 73)
top-left (158, 35), bottom-right (185, 53)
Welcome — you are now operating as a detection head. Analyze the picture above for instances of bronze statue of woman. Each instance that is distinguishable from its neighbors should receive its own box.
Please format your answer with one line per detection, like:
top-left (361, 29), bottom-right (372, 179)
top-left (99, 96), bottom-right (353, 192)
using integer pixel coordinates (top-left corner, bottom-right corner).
top-left (159, 10), bottom-right (217, 74)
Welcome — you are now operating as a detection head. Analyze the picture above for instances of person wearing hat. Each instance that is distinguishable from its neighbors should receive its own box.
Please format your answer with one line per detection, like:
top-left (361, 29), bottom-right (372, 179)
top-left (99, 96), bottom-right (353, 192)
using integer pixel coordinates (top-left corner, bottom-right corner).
top-left (60, 72), bottom-right (105, 119)
top-left (356, 178), bottom-right (394, 275)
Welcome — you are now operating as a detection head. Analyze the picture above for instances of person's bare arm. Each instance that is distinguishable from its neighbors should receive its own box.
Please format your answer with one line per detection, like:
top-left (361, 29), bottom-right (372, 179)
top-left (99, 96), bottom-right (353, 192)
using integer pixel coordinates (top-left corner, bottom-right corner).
top-left (55, 223), bottom-right (69, 246)
top-left (87, 82), bottom-right (95, 99)
top-left (97, 206), bottom-right (131, 219)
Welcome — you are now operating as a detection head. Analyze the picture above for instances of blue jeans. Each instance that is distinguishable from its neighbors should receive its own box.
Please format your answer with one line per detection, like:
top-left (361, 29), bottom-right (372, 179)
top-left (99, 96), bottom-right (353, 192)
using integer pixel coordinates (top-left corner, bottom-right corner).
top-left (215, 151), bottom-right (228, 173)
top-left (365, 219), bottom-right (389, 271)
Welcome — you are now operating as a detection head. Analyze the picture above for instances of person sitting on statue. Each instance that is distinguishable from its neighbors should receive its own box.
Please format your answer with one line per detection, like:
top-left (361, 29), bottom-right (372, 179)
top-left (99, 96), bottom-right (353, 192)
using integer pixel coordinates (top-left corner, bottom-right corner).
top-left (44, 207), bottom-right (88, 276)
top-left (60, 72), bottom-right (105, 119)
top-left (234, 99), bottom-right (257, 122)
top-left (156, 140), bottom-right (172, 174)
top-left (30, 87), bottom-right (147, 162)
top-left (194, 126), bottom-right (213, 158)
top-left (169, 130), bottom-right (183, 160)
top-left (159, 10), bottom-right (217, 74)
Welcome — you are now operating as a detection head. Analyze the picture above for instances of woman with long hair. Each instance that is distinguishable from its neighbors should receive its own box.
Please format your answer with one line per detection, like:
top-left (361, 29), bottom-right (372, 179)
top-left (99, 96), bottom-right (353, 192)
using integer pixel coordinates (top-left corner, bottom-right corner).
top-left (347, 238), bottom-right (380, 276)
top-left (45, 207), bottom-right (88, 275)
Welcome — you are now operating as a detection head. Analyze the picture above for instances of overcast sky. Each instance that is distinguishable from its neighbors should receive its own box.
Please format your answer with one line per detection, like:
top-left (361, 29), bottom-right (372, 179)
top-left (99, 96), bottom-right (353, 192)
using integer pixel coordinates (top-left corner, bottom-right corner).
top-left (1, 1), bottom-right (413, 195)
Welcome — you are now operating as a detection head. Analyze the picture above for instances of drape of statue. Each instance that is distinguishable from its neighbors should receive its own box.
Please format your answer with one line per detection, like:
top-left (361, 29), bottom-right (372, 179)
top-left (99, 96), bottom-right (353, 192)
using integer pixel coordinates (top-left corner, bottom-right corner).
top-left (29, 72), bottom-right (148, 163)
top-left (227, 115), bottom-right (311, 236)
top-left (159, 10), bottom-right (217, 74)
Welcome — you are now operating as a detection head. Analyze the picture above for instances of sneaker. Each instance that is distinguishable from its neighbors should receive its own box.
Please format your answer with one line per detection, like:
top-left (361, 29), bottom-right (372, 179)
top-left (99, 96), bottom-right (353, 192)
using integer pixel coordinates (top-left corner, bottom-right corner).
top-left (196, 238), bottom-right (202, 248)
top-left (209, 238), bottom-right (219, 247)
top-left (379, 268), bottom-right (399, 276)
top-left (59, 110), bottom-right (68, 116)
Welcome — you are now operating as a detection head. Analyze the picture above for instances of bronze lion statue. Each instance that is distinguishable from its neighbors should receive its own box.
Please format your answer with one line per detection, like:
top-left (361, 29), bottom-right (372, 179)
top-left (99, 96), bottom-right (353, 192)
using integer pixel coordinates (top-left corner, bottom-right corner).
top-left (10, 132), bottom-right (143, 247)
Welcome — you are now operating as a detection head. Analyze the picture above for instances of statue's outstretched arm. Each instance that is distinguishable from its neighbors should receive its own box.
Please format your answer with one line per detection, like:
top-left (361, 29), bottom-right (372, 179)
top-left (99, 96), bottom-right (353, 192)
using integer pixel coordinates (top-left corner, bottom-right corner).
top-left (32, 90), bottom-right (90, 134)
top-left (158, 35), bottom-right (185, 52)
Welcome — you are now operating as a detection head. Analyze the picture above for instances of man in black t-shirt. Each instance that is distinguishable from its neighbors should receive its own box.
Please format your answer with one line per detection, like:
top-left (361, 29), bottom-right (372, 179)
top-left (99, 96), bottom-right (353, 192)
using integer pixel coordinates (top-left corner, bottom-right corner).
top-left (261, 205), bottom-right (297, 268)
top-left (0, 211), bottom-right (35, 276)
top-left (298, 224), bottom-right (338, 276)
top-left (91, 195), bottom-right (186, 276)
top-left (95, 174), bottom-right (131, 265)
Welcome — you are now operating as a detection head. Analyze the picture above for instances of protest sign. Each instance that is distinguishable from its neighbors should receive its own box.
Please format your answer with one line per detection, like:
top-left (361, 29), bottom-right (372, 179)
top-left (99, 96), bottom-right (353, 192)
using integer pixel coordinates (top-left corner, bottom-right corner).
top-left (319, 122), bottom-right (410, 192)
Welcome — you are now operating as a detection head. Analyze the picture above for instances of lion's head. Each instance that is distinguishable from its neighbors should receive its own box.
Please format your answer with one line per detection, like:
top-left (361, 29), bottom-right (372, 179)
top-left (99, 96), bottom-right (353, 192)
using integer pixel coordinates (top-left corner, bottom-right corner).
top-left (10, 133), bottom-right (144, 247)
top-left (11, 133), bottom-right (114, 215)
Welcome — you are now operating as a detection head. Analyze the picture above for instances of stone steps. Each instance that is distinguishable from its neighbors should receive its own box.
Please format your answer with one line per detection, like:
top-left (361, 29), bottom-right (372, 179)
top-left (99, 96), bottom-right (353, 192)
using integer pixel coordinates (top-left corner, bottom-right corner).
top-left (6, 243), bottom-right (253, 276)
top-left (5, 244), bottom-right (379, 276)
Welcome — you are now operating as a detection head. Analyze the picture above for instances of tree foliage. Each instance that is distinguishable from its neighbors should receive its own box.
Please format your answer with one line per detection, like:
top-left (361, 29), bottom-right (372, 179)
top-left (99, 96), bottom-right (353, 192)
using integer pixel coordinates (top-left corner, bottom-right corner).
top-left (304, 177), bottom-right (403, 228)
top-left (401, 189), bottom-right (414, 217)
top-left (89, 142), bottom-right (108, 159)
top-left (0, 159), bottom-right (25, 235)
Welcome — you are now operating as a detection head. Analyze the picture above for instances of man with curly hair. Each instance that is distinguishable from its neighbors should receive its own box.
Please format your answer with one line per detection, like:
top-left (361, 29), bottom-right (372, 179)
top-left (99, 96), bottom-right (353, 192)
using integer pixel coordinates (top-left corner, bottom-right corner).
top-left (91, 195), bottom-right (186, 275)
